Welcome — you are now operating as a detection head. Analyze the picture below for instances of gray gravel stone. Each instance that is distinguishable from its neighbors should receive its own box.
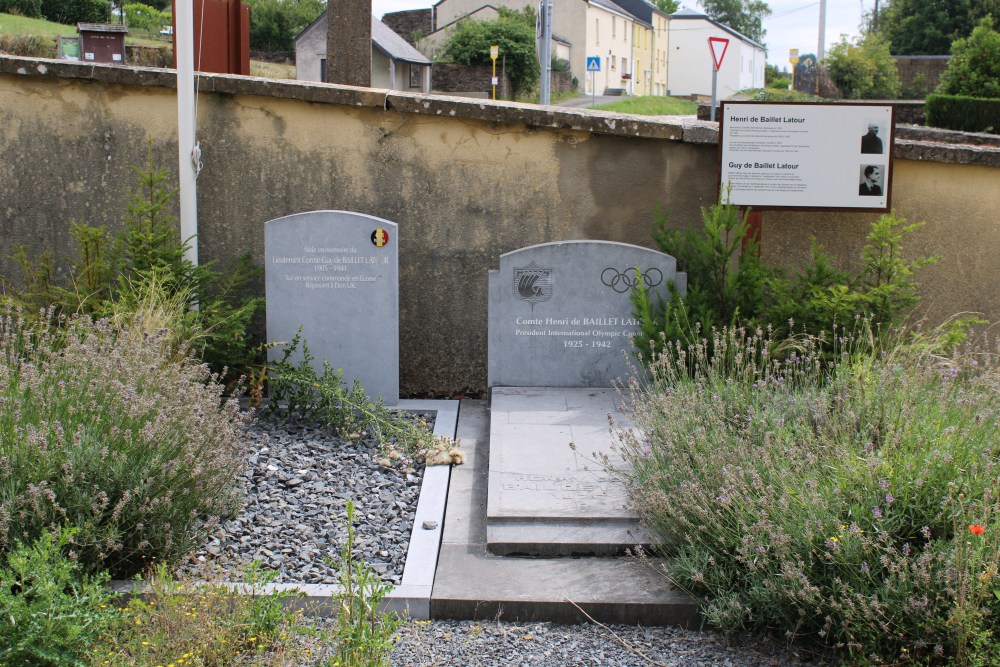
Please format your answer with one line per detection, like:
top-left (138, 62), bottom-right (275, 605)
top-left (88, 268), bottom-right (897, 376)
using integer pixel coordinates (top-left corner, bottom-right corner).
top-left (183, 416), bottom-right (422, 585)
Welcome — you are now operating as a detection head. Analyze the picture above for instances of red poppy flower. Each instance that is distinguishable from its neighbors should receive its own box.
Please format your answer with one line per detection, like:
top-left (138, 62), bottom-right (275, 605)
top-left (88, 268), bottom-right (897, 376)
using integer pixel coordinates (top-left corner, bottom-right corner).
top-left (969, 524), bottom-right (985, 535)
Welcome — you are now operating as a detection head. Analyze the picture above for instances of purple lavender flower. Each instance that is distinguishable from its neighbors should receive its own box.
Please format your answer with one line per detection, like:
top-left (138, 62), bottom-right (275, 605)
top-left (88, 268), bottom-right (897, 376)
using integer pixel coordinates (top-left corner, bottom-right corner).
top-left (872, 506), bottom-right (883, 520)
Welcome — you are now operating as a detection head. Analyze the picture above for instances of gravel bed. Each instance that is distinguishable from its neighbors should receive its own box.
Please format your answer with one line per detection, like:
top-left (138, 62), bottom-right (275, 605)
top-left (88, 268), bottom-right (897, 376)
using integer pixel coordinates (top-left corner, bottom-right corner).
top-left (184, 416), bottom-right (423, 585)
top-left (386, 619), bottom-right (836, 666)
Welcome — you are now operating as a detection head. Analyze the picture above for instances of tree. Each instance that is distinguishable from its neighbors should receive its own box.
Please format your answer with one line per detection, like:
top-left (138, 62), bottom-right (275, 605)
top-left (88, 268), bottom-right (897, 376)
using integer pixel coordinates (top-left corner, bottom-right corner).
top-left (439, 11), bottom-right (540, 97)
top-left (40, 0), bottom-right (108, 24)
top-left (699, 0), bottom-right (771, 44)
top-left (969, 0), bottom-right (1000, 28)
top-left (651, 0), bottom-right (680, 13)
top-left (879, 0), bottom-right (973, 55)
top-left (244, 0), bottom-right (325, 52)
top-left (937, 18), bottom-right (1000, 98)
top-left (824, 32), bottom-right (900, 99)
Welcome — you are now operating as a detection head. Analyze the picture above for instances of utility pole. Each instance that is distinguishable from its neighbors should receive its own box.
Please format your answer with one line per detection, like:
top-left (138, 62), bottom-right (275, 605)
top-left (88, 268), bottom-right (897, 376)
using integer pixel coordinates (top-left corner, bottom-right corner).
top-left (538, 0), bottom-right (552, 105)
top-left (327, 0), bottom-right (371, 86)
top-left (817, 0), bottom-right (827, 60)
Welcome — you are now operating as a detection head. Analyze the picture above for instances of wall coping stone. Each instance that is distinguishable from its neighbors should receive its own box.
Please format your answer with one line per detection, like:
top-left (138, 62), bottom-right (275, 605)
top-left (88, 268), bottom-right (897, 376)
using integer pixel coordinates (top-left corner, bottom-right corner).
top-left (3, 55), bottom-right (999, 167)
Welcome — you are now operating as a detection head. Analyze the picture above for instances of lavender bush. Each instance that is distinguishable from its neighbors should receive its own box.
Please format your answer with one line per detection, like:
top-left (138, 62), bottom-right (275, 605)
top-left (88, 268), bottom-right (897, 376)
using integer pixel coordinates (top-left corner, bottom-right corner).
top-left (0, 306), bottom-right (250, 577)
top-left (616, 324), bottom-right (1000, 664)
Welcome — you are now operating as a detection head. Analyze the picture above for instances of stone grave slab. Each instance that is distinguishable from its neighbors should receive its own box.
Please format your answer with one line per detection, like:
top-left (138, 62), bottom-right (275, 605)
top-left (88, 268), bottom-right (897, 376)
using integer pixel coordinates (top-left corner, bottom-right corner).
top-left (486, 386), bottom-right (646, 556)
top-left (265, 210), bottom-right (399, 404)
top-left (488, 241), bottom-right (685, 388)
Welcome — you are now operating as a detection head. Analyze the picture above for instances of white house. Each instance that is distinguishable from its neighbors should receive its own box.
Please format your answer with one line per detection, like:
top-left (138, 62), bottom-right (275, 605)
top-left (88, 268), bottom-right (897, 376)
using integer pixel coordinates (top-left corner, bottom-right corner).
top-left (296, 14), bottom-right (433, 93)
top-left (665, 8), bottom-right (765, 98)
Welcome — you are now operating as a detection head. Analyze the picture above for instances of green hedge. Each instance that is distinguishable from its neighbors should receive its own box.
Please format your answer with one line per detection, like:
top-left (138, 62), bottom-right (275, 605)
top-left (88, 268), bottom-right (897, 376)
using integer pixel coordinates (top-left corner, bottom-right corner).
top-left (925, 93), bottom-right (1000, 133)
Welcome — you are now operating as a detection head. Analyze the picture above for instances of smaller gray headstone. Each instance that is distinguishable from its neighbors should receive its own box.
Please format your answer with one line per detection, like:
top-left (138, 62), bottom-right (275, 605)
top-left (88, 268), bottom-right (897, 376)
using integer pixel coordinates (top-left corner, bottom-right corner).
top-left (488, 241), bottom-right (685, 388)
top-left (265, 210), bottom-right (399, 404)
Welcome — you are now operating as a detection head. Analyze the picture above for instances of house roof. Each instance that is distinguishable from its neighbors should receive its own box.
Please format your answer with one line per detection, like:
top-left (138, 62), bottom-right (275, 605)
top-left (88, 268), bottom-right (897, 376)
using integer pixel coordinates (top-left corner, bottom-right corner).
top-left (77, 23), bottom-right (127, 34)
top-left (605, 0), bottom-right (669, 25)
top-left (669, 8), bottom-right (764, 50)
top-left (294, 13), bottom-right (431, 66)
top-left (372, 15), bottom-right (431, 65)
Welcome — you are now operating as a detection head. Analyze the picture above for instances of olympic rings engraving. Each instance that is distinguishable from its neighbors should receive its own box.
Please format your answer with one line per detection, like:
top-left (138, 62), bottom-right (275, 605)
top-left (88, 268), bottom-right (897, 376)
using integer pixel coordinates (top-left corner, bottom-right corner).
top-left (601, 267), bottom-right (664, 293)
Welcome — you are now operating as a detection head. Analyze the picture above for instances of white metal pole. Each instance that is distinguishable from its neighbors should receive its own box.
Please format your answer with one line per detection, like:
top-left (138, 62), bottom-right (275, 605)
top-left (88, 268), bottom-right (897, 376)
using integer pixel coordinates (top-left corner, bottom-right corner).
top-left (817, 0), bottom-right (827, 61)
top-left (710, 61), bottom-right (718, 122)
top-left (176, 0), bottom-right (198, 267)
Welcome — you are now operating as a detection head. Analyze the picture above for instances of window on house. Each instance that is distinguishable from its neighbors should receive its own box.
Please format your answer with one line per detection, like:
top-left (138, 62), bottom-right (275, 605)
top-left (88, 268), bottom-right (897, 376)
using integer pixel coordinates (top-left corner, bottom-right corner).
top-left (612, 16), bottom-right (616, 38)
top-left (611, 55), bottom-right (616, 70)
top-left (596, 19), bottom-right (599, 45)
top-left (622, 57), bottom-right (628, 75)
top-left (320, 58), bottom-right (327, 83)
top-left (409, 64), bottom-right (421, 88)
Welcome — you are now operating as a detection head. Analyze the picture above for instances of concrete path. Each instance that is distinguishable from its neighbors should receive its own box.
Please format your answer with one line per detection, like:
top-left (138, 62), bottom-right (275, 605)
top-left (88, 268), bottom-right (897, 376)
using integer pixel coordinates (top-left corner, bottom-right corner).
top-left (429, 396), bottom-right (698, 626)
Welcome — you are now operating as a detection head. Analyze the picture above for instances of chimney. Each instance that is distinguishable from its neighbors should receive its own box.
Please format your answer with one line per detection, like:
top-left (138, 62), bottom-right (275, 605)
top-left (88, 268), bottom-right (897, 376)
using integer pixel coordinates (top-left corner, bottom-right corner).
top-left (326, 0), bottom-right (371, 86)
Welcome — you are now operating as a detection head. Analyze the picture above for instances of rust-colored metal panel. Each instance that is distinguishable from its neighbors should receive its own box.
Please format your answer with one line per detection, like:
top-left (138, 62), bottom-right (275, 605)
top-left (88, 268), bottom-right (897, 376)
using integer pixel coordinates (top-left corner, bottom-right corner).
top-left (171, 0), bottom-right (250, 75)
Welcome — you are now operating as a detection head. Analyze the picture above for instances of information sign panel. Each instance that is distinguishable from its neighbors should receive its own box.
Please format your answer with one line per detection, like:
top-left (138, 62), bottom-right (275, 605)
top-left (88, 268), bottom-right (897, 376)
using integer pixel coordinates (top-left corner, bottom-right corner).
top-left (587, 56), bottom-right (601, 72)
top-left (719, 102), bottom-right (895, 210)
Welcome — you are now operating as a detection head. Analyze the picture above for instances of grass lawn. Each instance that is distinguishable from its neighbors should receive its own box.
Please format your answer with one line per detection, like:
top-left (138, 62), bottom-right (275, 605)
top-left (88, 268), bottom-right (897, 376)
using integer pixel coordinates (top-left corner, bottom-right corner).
top-left (0, 11), bottom-right (76, 38)
top-left (595, 95), bottom-right (698, 115)
top-left (0, 12), bottom-right (170, 46)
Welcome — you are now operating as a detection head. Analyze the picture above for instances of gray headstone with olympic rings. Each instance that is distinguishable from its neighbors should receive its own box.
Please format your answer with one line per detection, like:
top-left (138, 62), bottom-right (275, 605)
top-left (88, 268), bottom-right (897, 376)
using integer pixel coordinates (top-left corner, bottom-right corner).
top-left (487, 241), bottom-right (685, 388)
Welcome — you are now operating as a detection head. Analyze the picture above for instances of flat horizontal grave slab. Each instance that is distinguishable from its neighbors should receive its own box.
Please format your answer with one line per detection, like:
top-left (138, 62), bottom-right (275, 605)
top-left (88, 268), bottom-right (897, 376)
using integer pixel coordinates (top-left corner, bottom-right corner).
top-left (486, 387), bottom-right (648, 556)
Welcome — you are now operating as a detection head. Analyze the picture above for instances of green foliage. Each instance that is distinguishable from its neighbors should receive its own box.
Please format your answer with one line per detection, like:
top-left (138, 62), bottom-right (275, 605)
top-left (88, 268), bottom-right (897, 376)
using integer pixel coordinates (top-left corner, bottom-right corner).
top-left (2, 143), bottom-right (262, 378)
top-left (699, 0), bottom-right (771, 44)
top-left (0, 308), bottom-right (250, 577)
top-left (264, 331), bottom-right (454, 470)
top-left (766, 212), bottom-right (938, 341)
top-left (0, 529), bottom-right (119, 666)
top-left (0, 31), bottom-right (54, 55)
top-left (650, 0), bottom-right (680, 13)
top-left (39, 0), bottom-right (108, 25)
top-left (824, 32), bottom-right (901, 99)
top-left (926, 93), bottom-right (1000, 132)
top-left (90, 562), bottom-right (322, 666)
top-left (630, 198), bottom-right (771, 364)
top-left (0, 0), bottom-right (42, 18)
top-left (764, 63), bottom-right (790, 89)
top-left (122, 2), bottom-right (167, 33)
top-left (937, 18), bottom-right (1000, 99)
top-left (593, 95), bottom-right (698, 115)
top-left (631, 202), bottom-right (936, 365)
top-left (329, 500), bottom-right (403, 667)
top-left (736, 86), bottom-right (823, 101)
top-left (439, 11), bottom-right (539, 98)
top-left (880, 0), bottom-right (974, 55)
top-left (970, 0), bottom-right (1000, 27)
top-left (616, 327), bottom-right (1000, 663)
top-left (244, 0), bottom-right (324, 52)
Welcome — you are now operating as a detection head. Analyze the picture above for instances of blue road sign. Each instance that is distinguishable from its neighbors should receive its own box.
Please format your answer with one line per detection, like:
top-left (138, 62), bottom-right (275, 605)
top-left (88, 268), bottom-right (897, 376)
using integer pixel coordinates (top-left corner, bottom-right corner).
top-left (586, 56), bottom-right (601, 72)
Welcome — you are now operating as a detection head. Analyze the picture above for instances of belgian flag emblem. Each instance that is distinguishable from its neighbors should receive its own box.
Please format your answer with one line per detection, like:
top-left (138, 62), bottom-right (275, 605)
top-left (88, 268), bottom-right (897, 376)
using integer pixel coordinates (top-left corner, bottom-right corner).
top-left (371, 228), bottom-right (389, 247)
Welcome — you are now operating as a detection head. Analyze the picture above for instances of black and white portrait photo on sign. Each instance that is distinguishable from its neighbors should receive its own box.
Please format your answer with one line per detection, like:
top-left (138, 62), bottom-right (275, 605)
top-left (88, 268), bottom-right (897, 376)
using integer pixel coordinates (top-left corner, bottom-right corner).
top-left (861, 122), bottom-right (883, 154)
top-left (859, 164), bottom-right (883, 196)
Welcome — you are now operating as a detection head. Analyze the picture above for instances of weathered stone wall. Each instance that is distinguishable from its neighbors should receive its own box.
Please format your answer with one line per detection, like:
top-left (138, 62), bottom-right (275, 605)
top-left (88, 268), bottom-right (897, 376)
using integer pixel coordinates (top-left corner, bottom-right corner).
top-left (893, 55), bottom-right (950, 99)
top-left (1, 55), bottom-right (998, 393)
top-left (381, 9), bottom-right (433, 46)
top-left (432, 62), bottom-right (513, 98)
